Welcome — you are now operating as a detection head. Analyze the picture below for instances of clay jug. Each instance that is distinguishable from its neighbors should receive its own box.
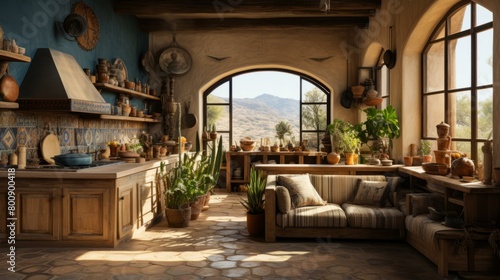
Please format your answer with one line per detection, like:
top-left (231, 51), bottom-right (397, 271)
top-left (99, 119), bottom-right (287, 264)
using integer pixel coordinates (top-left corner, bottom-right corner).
top-left (451, 157), bottom-right (475, 178)
top-left (326, 152), bottom-right (340, 165)
top-left (436, 121), bottom-right (450, 138)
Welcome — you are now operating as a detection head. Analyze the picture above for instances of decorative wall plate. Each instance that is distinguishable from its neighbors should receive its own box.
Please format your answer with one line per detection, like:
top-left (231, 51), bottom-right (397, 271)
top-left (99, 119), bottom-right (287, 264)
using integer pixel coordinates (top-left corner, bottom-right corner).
top-left (72, 1), bottom-right (99, 51)
top-left (158, 44), bottom-right (192, 76)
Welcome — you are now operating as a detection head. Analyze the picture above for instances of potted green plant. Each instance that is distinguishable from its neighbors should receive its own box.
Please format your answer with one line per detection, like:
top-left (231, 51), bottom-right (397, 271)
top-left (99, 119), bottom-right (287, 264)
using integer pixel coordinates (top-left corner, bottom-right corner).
top-left (419, 139), bottom-right (432, 163)
top-left (355, 105), bottom-right (400, 156)
top-left (240, 167), bottom-right (266, 236)
top-left (160, 155), bottom-right (202, 227)
top-left (327, 119), bottom-right (361, 165)
top-left (275, 121), bottom-right (293, 148)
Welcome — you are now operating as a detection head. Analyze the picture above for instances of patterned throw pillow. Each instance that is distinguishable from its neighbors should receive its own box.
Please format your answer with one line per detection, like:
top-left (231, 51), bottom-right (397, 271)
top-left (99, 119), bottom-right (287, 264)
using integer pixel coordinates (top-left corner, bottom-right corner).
top-left (277, 174), bottom-right (326, 209)
top-left (352, 179), bottom-right (388, 207)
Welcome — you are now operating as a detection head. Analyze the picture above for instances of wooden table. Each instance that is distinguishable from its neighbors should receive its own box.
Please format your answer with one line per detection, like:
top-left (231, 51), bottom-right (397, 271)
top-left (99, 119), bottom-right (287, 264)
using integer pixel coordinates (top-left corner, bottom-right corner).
top-left (399, 166), bottom-right (500, 224)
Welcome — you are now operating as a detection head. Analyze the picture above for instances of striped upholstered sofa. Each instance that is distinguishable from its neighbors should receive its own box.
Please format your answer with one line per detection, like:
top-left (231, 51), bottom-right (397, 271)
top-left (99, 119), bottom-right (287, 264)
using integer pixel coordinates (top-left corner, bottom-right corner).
top-left (265, 174), bottom-right (406, 242)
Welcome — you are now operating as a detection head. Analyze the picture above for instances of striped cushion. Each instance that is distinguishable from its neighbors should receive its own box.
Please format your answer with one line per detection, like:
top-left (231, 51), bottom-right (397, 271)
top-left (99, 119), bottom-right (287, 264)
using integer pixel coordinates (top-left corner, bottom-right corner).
top-left (342, 203), bottom-right (405, 229)
top-left (405, 215), bottom-right (461, 250)
top-left (309, 175), bottom-right (386, 204)
top-left (276, 203), bottom-right (347, 228)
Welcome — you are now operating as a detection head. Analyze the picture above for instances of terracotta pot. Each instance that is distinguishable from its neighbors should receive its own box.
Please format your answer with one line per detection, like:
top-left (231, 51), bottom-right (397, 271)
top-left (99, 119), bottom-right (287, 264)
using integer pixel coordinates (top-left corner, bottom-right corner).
top-left (422, 155), bottom-right (433, 163)
top-left (434, 150), bottom-right (451, 167)
top-left (437, 137), bottom-right (451, 150)
top-left (246, 212), bottom-right (265, 237)
top-left (412, 156), bottom-right (424, 166)
top-left (190, 196), bottom-right (205, 220)
top-left (403, 156), bottom-right (413, 166)
top-left (344, 153), bottom-right (358, 165)
top-left (165, 207), bottom-right (191, 228)
top-left (202, 191), bottom-right (211, 211)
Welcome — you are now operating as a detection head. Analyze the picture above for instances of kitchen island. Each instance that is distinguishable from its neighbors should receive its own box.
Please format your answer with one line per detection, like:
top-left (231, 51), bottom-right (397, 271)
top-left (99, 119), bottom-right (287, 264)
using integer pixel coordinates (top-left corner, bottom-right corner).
top-left (0, 155), bottom-right (179, 247)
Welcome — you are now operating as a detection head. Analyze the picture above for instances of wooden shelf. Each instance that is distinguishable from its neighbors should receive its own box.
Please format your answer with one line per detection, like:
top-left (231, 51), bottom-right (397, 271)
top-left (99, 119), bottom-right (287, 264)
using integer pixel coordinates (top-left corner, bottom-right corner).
top-left (99, 115), bottom-right (161, 123)
top-left (0, 101), bottom-right (19, 109)
top-left (94, 83), bottom-right (160, 101)
top-left (0, 49), bottom-right (31, 63)
top-left (448, 197), bottom-right (464, 206)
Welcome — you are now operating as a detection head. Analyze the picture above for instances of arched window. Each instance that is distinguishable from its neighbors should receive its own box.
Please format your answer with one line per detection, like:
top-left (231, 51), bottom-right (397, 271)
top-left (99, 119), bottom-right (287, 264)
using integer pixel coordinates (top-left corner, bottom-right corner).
top-left (422, 1), bottom-right (493, 163)
top-left (204, 70), bottom-right (330, 151)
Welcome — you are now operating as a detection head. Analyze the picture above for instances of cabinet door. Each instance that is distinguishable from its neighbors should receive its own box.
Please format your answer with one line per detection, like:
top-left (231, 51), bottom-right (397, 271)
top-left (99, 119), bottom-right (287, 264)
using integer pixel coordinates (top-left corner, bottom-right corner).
top-left (117, 186), bottom-right (135, 239)
top-left (138, 181), bottom-right (155, 228)
top-left (62, 187), bottom-right (110, 241)
top-left (0, 189), bottom-right (7, 239)
top-left (16, 188), bottom-right (59, 240)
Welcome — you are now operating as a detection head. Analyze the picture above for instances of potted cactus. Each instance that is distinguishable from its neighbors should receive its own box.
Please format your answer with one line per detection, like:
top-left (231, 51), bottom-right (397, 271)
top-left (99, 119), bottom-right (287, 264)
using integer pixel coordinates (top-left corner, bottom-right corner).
top-left (210, 124), bottom-right (218, 140)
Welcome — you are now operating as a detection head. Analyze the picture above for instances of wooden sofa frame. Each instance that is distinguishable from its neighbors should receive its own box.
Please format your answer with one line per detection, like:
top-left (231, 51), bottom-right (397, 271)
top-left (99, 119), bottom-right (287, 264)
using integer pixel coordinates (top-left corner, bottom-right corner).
top-left (264, 175), bottom-right (405, 242)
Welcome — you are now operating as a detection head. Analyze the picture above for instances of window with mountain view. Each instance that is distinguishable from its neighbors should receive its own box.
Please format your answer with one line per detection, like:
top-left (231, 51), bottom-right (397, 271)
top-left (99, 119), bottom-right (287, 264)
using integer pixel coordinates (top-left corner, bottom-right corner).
top-left (204, 70), bottom-right (330, 151)
top-left (422, 1), bottom-right (493, 164)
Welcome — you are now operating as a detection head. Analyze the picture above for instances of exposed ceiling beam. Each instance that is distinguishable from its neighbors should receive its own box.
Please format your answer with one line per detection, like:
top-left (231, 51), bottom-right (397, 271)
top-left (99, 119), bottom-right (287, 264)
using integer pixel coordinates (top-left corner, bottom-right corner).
top-left (138, 17), bottom-right (370, 32)
top-left (114, 0), bottom-right (381, 19)
top-left (114, 0), bottom-right (380, 31)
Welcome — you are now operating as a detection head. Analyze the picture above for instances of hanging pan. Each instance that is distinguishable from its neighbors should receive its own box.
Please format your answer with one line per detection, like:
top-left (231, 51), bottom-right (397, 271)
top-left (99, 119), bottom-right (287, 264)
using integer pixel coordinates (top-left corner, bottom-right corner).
top-left (383, 26), bottom-right (396, 69)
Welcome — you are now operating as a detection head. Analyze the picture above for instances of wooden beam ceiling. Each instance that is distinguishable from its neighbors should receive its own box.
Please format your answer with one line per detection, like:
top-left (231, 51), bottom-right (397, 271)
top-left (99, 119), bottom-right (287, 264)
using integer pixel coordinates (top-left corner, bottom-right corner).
top-left (114, 0), bottom-right (380, 32)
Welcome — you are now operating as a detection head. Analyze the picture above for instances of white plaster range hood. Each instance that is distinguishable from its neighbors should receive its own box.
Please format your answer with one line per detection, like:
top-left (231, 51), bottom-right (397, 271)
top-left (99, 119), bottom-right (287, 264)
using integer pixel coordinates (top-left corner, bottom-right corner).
top-left (18, 48), bottom-right (111, 114)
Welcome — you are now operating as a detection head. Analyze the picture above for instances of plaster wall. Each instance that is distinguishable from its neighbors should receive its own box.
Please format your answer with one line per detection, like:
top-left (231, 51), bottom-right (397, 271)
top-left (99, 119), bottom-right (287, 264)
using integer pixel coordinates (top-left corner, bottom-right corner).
top-left (150, 29), bottom-right (358, 142)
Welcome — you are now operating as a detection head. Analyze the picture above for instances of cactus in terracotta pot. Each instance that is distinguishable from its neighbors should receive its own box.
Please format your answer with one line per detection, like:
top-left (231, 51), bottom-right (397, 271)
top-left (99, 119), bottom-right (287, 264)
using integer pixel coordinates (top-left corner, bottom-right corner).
top-left (210, 124), bottom-right (218, 140)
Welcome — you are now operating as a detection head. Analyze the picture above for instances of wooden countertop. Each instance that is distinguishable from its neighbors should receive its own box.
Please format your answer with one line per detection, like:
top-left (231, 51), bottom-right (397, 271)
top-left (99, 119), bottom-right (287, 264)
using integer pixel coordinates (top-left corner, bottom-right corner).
top-left (227, 151), bottom-right (326, 156)
top-left (0, 155), bottom-right (179, 180)
top-left (254, 163), bottom-right (402, 174)
top-left (399, 166), bottom-right (500, 194)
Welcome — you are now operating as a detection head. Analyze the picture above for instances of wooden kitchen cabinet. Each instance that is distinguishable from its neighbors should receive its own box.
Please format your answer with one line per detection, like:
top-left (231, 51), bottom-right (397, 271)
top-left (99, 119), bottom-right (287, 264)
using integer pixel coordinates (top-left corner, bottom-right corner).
top-left (0, 189), bottom-right (7, 239)
top-left (117, 184), bottom-right (135, 239)
top-left (16, 187), bottom-right (59, 240)
top-left (62, 187), bottom-right (111, 241)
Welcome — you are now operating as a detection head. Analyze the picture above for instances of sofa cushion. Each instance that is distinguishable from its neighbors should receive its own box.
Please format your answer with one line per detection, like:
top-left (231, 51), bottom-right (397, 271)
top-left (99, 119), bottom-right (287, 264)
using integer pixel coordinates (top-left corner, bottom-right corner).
top-left (405, 215), bottom-right (462, 251)
top-left (342, 203), bottom-right (405, 229)
top-left (352, 179), bottom-right (388, 207)
top-left (276, 186), bottom-right (291, 214)
top-left (386, 176), bottom-right (405, 205)
top-left (309, 175), bottom-right (386, 204)
top-left (410, 193), bottom-right (444, 217)
top-left (277, 203), bottom-right (347, 228)
top-left (278, 174), bottom-right (326, 208)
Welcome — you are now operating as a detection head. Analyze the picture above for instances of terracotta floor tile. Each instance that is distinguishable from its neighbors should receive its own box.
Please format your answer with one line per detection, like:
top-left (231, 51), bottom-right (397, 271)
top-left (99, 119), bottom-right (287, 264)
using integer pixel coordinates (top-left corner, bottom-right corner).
top-left (0, 191), bottom-right (469, 280)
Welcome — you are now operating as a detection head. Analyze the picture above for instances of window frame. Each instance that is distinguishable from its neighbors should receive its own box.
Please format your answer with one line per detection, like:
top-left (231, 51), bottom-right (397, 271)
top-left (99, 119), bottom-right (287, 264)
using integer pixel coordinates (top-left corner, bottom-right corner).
top-left (203, 69), bottom-right (331, 151)
top-left (421, 0), bottom-right (493, 163)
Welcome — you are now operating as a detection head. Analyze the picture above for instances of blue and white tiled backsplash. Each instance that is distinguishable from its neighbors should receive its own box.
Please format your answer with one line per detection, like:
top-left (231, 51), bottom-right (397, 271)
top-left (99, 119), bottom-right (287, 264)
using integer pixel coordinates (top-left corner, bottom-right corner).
top-left (0, 111), bottom-right (152, 163)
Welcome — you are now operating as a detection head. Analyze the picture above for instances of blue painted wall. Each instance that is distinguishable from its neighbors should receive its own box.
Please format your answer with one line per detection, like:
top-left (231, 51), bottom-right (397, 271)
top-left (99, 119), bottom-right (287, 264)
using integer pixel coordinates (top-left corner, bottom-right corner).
top-left (0, 0), bottom-right (149, 108)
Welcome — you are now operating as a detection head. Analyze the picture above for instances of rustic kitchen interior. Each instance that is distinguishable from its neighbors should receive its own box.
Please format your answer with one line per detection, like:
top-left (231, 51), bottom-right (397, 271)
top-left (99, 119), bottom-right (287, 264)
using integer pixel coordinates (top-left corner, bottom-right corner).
top-left (1, 0), bottom-right (500, 279)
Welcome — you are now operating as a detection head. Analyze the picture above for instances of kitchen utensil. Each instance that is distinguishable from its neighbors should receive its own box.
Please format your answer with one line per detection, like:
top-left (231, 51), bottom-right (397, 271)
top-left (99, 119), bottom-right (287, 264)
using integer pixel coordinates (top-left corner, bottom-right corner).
top-left (40, 131), bottom-right (61, 165)
top-left (383, 26), bottom-right (396, 69)
top-left (0, 67), bottom-right (19, 102)
top-left (183, 102), bottom-right (197, 128)
top-left (119, 151), bottom-right (140, 158)
top-left (53, 153), bottom-right (92, 166)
